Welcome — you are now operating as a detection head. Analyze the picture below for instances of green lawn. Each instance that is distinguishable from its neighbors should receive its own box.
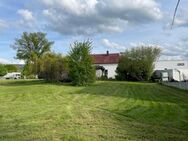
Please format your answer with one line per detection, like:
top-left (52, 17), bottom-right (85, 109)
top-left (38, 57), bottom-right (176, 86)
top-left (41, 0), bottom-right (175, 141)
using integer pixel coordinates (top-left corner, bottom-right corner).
top-left (0, 80), bottom-right (188, 141)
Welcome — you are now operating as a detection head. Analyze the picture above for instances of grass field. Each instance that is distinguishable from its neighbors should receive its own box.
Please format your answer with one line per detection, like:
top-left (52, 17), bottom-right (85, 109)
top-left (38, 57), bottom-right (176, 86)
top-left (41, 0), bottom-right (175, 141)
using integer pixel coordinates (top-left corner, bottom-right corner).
top-left (0, 80), bottom-right (188, 141)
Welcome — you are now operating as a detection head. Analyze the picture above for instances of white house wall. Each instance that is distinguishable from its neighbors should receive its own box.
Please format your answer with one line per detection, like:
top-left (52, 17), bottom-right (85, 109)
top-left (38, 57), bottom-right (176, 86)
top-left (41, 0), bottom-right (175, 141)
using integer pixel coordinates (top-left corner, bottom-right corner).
top-left (95, 64), bottom-right (118, 79)
top-left (96, 70), bottom-right (103, 78)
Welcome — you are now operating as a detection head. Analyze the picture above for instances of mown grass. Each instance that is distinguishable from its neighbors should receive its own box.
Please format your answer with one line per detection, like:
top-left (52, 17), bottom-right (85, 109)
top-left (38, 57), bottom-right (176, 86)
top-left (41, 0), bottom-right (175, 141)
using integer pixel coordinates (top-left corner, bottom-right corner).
top-left (0, 80), bottom-right (188, 141)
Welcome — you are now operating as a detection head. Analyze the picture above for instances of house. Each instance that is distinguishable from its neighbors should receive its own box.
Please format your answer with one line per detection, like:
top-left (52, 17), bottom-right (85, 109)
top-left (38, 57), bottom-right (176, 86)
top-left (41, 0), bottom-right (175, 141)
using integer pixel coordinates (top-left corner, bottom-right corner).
top-left (91, 51), bottom-right (120, 79)
top-left (92, 51), bottom-right (188, 81)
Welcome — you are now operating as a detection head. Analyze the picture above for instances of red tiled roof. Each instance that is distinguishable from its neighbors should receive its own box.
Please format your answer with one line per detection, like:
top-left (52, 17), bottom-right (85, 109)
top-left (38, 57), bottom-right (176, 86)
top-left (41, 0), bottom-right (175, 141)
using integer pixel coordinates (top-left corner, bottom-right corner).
top-left (91, 53), bottom-right (120, 64)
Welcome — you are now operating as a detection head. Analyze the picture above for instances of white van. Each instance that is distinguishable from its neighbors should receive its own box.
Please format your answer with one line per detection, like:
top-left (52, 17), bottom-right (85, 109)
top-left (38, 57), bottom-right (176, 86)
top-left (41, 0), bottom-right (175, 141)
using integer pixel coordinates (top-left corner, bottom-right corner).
top-left (2, 72), bottom-right (21, 79)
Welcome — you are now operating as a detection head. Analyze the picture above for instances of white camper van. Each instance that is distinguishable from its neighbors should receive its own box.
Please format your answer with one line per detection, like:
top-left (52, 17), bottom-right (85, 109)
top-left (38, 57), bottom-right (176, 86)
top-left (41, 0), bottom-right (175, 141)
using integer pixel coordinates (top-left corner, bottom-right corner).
top-left (2, 72), bottom-right (21, 79)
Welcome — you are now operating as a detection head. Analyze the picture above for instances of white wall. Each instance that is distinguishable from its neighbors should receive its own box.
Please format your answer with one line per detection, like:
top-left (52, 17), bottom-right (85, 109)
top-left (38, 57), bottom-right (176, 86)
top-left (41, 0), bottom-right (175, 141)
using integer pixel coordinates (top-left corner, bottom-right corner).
top-left (155, 60), bottom-right (188, 81)
top-left (155, 60), bottom-right (188, 70)
top-left (95, 64), bottom-right (118, 79)
top-left (96, 70), bottom-right (103, 78)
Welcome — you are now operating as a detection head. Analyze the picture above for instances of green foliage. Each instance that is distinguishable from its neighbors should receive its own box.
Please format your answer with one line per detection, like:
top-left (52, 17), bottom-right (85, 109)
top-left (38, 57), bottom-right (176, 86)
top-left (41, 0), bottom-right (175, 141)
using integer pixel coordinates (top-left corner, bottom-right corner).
top-left (5, 64), bottom-right (19, 73)
top-left (12, 32), bottom-right (54, 62)
top-left (0, 64), bottom-right (7, 76)
top-left (68, 41), bottom-right (95, 86)
top-left (22, 63), bottom-right (33, 77)
top-left (25, 74), bottom-right (37, 79)
top-left (116, 46), bottom-right (161, 81)
top-left (38, 53), bottom-right (68, 81)
top-left (12, 32), bottom-right (54, 76)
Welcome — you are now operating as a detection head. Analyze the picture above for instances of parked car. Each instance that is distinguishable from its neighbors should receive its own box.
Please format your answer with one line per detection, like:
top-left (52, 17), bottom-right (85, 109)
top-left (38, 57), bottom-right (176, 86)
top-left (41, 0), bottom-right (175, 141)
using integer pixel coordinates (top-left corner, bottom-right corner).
top-left (2, 72), bottom-right (21, 79)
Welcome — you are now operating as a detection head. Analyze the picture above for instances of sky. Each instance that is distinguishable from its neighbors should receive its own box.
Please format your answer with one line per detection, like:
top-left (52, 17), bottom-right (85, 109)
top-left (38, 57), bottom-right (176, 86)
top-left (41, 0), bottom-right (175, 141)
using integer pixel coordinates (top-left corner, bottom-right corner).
top-left (0, 0), bottom-right (188, 64)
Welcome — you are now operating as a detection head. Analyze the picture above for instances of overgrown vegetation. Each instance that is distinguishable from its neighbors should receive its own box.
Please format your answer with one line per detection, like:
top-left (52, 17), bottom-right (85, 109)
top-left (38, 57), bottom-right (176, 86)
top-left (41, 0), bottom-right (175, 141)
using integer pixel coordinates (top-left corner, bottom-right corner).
top-left (0, 64), bottom-right (20, 77)
top-left (68, 40), bottom-right (96, 86)
top-left (0, 80), bottom-right (188, 141)
top-left (38, 53), bottom-right (68, 81)
top-left (4, 64), bottom-right (20, 73)
top-left (0, 64), bottom-right (7, 76)
top-left (116, 46), bottom-right (161, 81)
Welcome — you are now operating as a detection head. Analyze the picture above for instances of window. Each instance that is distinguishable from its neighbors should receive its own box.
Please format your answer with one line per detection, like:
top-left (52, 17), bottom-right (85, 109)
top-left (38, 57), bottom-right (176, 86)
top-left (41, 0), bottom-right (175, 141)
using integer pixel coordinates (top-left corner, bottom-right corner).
top-left (177, 63), bottom-right (184, 66)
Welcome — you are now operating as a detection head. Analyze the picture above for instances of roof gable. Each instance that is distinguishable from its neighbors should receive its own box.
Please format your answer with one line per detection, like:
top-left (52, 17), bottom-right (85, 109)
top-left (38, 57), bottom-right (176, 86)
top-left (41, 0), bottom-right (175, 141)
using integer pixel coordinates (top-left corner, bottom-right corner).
top-left (91, 52), bottom-right (120, 64)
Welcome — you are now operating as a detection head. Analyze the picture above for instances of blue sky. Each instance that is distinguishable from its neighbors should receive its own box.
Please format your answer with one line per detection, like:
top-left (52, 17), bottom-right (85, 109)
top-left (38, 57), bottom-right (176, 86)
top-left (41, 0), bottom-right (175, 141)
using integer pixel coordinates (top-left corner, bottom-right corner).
top-left (0, 0), bottom-right (188, 64)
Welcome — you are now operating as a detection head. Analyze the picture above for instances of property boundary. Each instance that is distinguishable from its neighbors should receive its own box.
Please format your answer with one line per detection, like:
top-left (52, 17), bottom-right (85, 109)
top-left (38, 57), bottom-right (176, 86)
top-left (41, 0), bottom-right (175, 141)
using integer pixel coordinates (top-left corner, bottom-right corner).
top-left (162, 82), bottom-right (188, 90)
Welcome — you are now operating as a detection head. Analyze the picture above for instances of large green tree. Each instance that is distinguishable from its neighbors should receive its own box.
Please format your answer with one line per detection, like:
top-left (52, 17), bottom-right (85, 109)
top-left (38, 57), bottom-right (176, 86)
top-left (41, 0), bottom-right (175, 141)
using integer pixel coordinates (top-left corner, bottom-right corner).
top-left (116, 46), bottom-right (161, 81)
top-left (68, 41), bottom-right (95, 86)
top-left (12, 32), bottom-right (54, 76)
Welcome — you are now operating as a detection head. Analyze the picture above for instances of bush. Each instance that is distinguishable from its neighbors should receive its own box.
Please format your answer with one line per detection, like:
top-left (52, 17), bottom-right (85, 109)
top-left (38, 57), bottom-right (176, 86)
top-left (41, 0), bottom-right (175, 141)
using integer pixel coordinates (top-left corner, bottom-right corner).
top-left (5, 64), bottom-right (20, 73)
top-left (116, 46), bottom-right (161, 81)
top-left (0, 64), bottom-right (7, 76)
top-left (22, 63), bottom-right (34, 78)
top-left (68, 41), bottom-right (95, 86)
top-left (26, 74), bottom-right (37, 79)
top-left (38, 53), bottom-right (68, 81)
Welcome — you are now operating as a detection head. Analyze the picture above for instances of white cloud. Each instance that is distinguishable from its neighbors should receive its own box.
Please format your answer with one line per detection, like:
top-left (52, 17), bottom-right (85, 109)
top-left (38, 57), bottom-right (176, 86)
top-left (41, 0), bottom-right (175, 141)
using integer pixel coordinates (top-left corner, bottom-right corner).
top-left (0, 9), bottom-right (37, 31)
top-left (172, 18), bottom-right (188, 28)
top-left (101, 39), bottom-right (126, 50)
top-left (0, 58), bottom-right (11, 64)
top-left (0, 19), bottom-right (8, 31)
top-left (16, 60), bottom-right (25, 65)
top-left (17, 9), bottom-right (36, 28)
top-left (160, 40), bottom-right (188, 60)
top-left (40, 0), bottom-right (163, 35)
top-left (17, 9), bottom-right (34, 21)
top-left (165, 18), bottom-right (188, 29)
top-left (165, 9), bottom-right (188, 29)
top-left (0, 58), bottom-right (25, 64)
top-left (101, 39), bottom-right (161, 50)
top-left (101, 38), bottom-right (188, 60)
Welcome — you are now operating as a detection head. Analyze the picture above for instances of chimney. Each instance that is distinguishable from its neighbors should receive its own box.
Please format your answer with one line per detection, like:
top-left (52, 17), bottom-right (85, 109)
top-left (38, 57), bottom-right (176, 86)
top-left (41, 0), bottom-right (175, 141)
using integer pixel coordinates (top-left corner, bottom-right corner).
top-left (106, 50), bottom-right (109, 55)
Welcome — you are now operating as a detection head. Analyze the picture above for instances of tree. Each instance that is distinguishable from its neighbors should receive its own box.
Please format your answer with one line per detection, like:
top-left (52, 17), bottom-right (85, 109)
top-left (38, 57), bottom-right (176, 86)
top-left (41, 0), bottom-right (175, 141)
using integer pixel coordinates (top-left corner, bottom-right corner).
top-left (5, 64), bottom-right (19, 73)
top-left (0, 64), bottom-right (7, 76)
top-left (38, 53), bottom-right (68, 81)
top-left (12, 32), bottom-right (54, 75)
top-left (68, 41), bottom-right (96, 86)
top-left (116, 46), bottom-right (161, 81)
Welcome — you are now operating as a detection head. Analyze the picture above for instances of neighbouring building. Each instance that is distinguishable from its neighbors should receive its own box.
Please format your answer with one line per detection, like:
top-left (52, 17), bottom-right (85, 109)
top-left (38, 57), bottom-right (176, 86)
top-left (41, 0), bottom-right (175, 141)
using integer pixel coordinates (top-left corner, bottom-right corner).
top-left (154, 60), bottom-right (188, 81)
top-left (92, 51), bottom-right (188, 81)
top-left (91, 51), bottom-right (119, 79)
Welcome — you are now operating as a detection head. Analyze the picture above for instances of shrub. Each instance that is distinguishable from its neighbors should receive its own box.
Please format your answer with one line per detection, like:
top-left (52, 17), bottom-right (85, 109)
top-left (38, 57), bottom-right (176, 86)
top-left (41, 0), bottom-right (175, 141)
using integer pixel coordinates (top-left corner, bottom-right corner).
top-left (68, 41), bottom-right (95, 86)
top-left (26, 74), bottom-right (37, 79)
top-left (38, 53), bottom-right (68, 81)
top-left (22, 63), bottom-right (34, 78)
top-left (116, 46), bottom-right (161, 81)
top-left (0, 64), bottom-right (7, 76)
top-left (5, 64), bottom-right (20, 73)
